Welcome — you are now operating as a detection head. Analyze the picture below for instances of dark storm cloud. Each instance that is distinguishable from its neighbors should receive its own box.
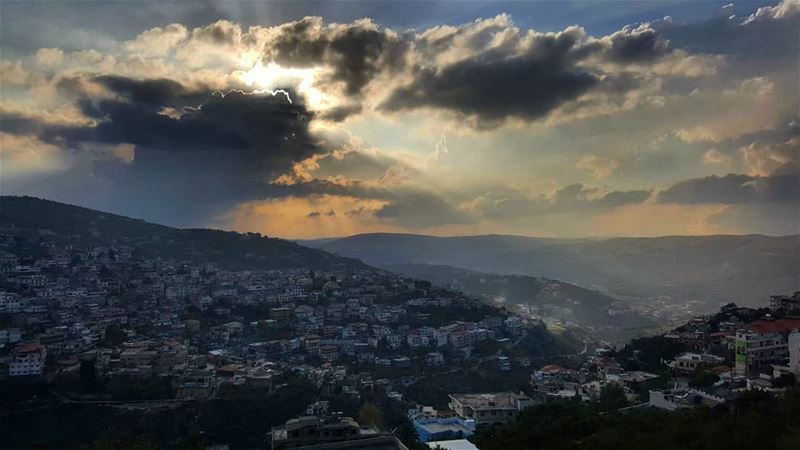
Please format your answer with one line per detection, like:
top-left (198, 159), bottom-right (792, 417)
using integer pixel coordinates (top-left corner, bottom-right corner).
top-left (320, 104), bottom-right (363, 122)
top-left (605, 26), bottom-right (671, 63)
top-left (380, 51), bottom-right (599, 127)
top-left (379, 23), bottom-right (675, 127)
top-left (1, 76), bottom-right (329, 225)
top-left (263, 16), bottom-right (408, 95)
top-left (93, 76), bottom-right (190, 105)
top-left (658, 166), bottom-right (800, 205)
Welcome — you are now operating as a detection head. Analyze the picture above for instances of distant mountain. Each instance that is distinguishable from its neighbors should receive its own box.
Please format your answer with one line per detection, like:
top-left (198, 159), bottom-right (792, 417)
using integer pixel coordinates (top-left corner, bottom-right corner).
top-left (385, 263), bottom-right (655, 342)
top-left (303, 233), bottom-right (573, 266)
top-left (315, 233), bottom-right (800, 309)
top-left (0, 196), bottom-right (368, 271)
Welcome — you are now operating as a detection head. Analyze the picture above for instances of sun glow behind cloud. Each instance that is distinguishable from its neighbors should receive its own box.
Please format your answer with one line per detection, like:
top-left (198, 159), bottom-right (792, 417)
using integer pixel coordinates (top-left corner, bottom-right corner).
top-left (1, 1), bottom-right (798, 237)
top-left (242, 62), bottom-right (334, 110)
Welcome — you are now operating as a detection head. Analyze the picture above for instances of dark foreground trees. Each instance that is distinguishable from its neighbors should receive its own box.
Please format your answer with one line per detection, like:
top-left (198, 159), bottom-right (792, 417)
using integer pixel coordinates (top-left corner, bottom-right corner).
top-left (472, 389), bottom-right (800, 450)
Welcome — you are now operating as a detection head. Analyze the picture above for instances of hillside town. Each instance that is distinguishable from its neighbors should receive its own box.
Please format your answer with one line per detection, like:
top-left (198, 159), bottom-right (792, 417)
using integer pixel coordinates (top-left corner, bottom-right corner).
top-left (0, 232), bottom-right (541, 385)
top-left (1, 218), bottom-right (799, 449)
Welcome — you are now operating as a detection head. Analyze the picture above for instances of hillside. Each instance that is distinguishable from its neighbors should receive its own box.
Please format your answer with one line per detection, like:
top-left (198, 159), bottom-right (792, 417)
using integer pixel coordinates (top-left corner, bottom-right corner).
top-left (315, 233), bottom-right (800, 309)
top-left (304, 233), bottom-right (572, 267)
top-left (0, 196), bottom-right (368, 271)
top-left (385, 263), bottom-right (654, 341)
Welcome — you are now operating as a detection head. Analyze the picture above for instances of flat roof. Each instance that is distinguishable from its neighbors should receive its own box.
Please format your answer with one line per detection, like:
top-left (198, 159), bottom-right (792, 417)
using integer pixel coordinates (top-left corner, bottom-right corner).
top-left (449, 392), bottom-right (525, 408)
top-left (426, 439), bottom-right (479, 450)
top-left (418, 422), bottom-right (472, 434)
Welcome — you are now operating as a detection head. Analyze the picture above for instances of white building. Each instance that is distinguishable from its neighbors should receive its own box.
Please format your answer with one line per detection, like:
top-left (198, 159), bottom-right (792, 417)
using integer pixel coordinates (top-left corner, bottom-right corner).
top-left (735, 318), bottom-right (800, 376)
top-left (448, 392), bottom-right (533, 426)
top-left (9, 343), bottom-right (47, 376)
top-left (670, 352), bottom-right (725, 376)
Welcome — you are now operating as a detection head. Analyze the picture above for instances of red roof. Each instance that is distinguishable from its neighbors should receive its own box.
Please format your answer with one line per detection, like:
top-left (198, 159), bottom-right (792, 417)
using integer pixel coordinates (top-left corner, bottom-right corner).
top-left (539, 364), bottom-right (569, 374)
top-left (15, 343), bottom-right (45, 354)
top-left (745, 318), bottom-right (800, 334)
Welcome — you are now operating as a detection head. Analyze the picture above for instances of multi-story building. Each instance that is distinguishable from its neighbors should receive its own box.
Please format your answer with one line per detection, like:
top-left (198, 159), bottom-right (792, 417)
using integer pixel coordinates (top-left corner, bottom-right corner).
top-left (0, 292), bottom-right (22, 313)
top-left (770, 292), bottom-right (800, 311)
top-left (270, 416), bottom-right (380, 450)
top-left (735, 318), bottom-right (800, 376)
top-left (425, 352), bottom-right (444, 367)
top-left (448, 392), bottom-right (533, 427)
top-left (9, 343), bottom-right (47, 376)
top-left (669, 352), bottom-right (726, 376)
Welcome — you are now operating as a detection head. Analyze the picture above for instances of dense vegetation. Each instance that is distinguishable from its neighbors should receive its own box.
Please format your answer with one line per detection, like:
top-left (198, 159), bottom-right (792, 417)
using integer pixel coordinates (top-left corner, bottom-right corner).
top-left (471, 389), bottom-right (800, 450)
top-left (0, 377), bottom-right (318, 449)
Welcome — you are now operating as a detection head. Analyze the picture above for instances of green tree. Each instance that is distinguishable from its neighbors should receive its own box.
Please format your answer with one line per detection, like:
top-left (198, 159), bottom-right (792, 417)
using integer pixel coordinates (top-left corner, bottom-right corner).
top-left (598, 383), bottom-right (628, 411)
top-left (773, 372), bottom-right (796, 388)
top-left (358, 402), bottom-right (384, 429)
top-left (689, 368), bottom-right (720, 388)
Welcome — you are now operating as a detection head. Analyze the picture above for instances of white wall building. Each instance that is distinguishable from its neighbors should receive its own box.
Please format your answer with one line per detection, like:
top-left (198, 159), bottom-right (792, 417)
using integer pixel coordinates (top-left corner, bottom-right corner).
top-left (9, 343), bottom-right (47, 376)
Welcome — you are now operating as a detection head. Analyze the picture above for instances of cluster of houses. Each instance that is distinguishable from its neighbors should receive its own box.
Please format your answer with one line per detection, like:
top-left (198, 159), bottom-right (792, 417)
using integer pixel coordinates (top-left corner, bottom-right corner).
top-left (0, 229), bottom-right (537, 404)
top-left (531, 295), bottom-right (800, 412)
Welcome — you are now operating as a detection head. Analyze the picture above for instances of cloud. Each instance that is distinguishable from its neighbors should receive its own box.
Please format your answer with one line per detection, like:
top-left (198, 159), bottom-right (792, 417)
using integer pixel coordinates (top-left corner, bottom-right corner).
top-left (381, 24), bottom-right (605, 127)
top-left (124, 24), bottom-right (188, 56)
top-left (307, 209), bottom-right (335, 217)
top-left (603, 24), bottom-right (671, 63)
top-left (1, 76), bottom-right (330, 225)
top-left (261, 16), bottom-right (407, 96)
top-left (2, 3), bottom-right (798, 237)
top-left (577, 154), bottom-right (619, 179)
top-left (373, 191), bottom-right (472, 228)
top-left (658, 165), bottom-right (799, 205)
top-left (743, 0), bottom-right (800, 24)
top-left (470, 183), bottom-right (652, 219)
top-left (35, 48), bottom-right (63, 66)
top-left (251, 14), bottom-right (694, 127)
top-left (657, 0), bottom-right (799, 70)
top-left (739, 137), bottom-right (799, 176)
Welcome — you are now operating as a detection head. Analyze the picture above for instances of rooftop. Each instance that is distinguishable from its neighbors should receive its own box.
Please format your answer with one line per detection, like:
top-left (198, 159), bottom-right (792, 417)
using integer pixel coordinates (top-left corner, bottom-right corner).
top-left (743, 318), bottom-right (800, 334)
top-left (449, 392), bottom-right (527, 409)
top-left (15, 343), bottom-right (45, 354)
top-left (425, 439), bottom-right (479, 450)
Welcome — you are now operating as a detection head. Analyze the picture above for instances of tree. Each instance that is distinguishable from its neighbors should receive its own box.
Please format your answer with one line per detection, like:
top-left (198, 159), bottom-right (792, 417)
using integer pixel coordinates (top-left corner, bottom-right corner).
top-left (689, 368), bottom-right (719, 388)
top-left (598, 383), bottom-right (628, 411)
top-left (80, 360), bottom-right (97, 392)
top-left (358, 403), bottom-right (383, 429)
top-left (102, 323), bottom-right (127, 348)
top-left (773, 372), bottom-right (796, 388)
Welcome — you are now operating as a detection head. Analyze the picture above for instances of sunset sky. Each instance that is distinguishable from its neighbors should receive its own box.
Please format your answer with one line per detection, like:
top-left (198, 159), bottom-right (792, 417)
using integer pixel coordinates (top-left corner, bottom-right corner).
top-left (1, 0), bottom-right (798, 238)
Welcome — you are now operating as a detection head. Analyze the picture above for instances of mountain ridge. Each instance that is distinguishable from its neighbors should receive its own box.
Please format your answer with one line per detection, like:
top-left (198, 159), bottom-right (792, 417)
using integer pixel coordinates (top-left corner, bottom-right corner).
top-left (0, 196), bottom-right (369, 271)
top-left (314, 232), bottom-right (800, 308)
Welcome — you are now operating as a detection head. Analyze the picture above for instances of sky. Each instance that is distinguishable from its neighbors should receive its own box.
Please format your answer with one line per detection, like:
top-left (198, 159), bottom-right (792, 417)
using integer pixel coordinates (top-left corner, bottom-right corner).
top-left (1, 0), bottom-right (798, 239)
